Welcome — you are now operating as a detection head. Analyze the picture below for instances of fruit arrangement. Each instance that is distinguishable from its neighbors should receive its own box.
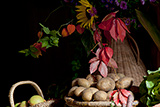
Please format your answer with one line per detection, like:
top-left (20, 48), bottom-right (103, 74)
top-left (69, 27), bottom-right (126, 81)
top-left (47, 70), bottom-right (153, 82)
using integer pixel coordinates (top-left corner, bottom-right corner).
top-left (66, 73), bottom-right (136, 106)
top-left (14, 95), bottom-right (46, 107)
top-left (9, 81), bottom-right (55, 107)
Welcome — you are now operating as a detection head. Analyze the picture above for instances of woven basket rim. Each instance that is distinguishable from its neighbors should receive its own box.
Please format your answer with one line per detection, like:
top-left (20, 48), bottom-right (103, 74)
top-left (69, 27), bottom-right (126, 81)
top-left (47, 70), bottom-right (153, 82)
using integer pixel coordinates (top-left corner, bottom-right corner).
top-left (29, 100), bottom-right (55, 107)
top-left (64, 96), bottom-right (139, 107)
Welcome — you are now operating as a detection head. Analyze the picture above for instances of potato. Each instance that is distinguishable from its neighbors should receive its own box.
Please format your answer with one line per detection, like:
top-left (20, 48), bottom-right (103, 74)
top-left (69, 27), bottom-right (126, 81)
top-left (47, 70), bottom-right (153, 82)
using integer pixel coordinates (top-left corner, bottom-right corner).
top-left (107, 91), bottom-right (112, 99)
top-left (108, 73), bottom-right (125, 81)
top-left (96, 75), bottom-right (102, 81)
top-left (82, 87), bottom-right (99, 101)
top-left (68, 86), bottom-right (78, 96)
top-left (97, 77), bottom-right (115, 92)
top-left (71, 78), bottom-right (80, 87)
top-left (107, 73), bottom-right (120, 81)
top-left (74, 87), bottom-right (86, 97)
top-left (86, 74), bottom-right (95, 85)
top-left (116, 77), bottom-right (133, 89)
top-left (78, 78), bottom-right (90, 88)
top-left (93, 91), bottom-right (107, 101)
top-left (117, 73), bottom-right (125, 79)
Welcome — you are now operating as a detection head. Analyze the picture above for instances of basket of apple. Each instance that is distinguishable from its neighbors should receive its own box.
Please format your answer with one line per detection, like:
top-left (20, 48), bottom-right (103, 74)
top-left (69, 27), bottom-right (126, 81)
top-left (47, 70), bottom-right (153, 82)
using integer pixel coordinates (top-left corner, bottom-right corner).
top-left (9, 81), bottom-right (55, 107)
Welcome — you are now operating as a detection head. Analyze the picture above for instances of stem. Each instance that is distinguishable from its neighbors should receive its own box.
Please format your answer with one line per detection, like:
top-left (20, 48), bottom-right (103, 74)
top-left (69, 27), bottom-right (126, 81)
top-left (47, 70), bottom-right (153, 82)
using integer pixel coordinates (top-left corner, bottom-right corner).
top-left (44, 5), bottom-right (63, 23)
top-left (108, 61), bottom-right (117, 76)
top-left (58, 19), bottom-right (74, 31)
top-left (91, 42), bottom-right (100, 52)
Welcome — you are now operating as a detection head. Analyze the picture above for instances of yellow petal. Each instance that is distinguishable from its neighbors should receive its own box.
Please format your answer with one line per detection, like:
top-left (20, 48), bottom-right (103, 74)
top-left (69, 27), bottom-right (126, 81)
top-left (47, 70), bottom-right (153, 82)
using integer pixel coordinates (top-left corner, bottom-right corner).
top-left (76, 12), bottom-right (86, 19)
top-left (77, 17), bottom-right (88, 23)
top-left (83, 19), bottom-right (91, 28)
top-left (75, 5), bottom-right (86, 11)
top-left (79, 0), bottom-right (92, 7)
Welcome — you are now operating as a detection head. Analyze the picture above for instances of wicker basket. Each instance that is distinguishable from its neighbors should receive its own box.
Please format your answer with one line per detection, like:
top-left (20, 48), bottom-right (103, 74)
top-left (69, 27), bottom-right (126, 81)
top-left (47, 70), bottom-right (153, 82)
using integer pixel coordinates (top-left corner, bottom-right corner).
top-left (9, 80), bottom-right (55, 107)
top-left (64, 96), bottom-right (139, 107)
top-left (108, 34), bottom-right (147, 86)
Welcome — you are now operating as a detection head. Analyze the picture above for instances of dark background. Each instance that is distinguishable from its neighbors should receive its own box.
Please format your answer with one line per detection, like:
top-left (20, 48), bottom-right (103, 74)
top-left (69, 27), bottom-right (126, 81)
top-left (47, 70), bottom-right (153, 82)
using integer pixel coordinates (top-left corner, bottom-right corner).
top-left (2, 1), bottom-right (160, 107)
top-left (2, 1), bottom-right (76, 106)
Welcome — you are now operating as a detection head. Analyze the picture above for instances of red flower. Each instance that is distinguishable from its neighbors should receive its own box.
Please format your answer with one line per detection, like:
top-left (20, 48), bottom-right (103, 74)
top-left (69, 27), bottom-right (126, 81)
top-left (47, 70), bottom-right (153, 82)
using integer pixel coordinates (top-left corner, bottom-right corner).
top-left (98, 11), bottom-right (130, 42)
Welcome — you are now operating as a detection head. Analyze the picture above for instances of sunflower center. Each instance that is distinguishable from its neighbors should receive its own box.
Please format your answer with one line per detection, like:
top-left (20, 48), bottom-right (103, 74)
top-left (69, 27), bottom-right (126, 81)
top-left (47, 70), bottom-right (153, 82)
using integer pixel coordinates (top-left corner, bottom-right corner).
top-left (87, 7), bottom-right (97, 17)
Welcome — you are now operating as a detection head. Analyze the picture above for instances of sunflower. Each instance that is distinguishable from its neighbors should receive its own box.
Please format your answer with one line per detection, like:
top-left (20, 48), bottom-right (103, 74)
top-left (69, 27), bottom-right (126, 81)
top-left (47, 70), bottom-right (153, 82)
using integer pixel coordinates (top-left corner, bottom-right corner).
top-left (75, 0), bottom-right (98, 29)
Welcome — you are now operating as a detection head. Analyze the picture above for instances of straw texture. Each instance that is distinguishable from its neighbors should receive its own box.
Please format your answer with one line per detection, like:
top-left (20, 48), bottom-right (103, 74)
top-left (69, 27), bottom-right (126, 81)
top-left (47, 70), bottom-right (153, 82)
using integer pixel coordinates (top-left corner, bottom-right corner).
top-left (108, 35), bottom-right (147, 86)
top-left (64, 96), bottom-right (139, 107)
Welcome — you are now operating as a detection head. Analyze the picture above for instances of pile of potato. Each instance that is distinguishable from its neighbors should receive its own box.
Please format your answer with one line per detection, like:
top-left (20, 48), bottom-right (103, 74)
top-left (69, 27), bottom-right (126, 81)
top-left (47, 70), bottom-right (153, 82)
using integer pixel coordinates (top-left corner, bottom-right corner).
top-left (67, 73), bottom-right (133, 101)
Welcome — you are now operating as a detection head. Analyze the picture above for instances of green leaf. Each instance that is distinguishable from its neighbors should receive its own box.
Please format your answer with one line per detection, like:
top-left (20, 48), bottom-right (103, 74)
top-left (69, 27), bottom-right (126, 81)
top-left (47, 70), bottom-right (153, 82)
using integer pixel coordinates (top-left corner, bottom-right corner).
top-left (135, 9), bottom-right (160, 51)
top-left (19, 50), bottom-right (26, 53)
top-left (50, 30), bottom-right (57, 36)
top-left (39, 23), bottom-right (50, 34)
top-left (139, 80), bottom-right (147, 96)
top-left (81, 30), bottom-right (95, 56)
top-left (147, 68), bottom-right (160, 75)
top-left (42, 41), bottom-right (48, 48)
top-left (30, 46), bottom-right (38, 52)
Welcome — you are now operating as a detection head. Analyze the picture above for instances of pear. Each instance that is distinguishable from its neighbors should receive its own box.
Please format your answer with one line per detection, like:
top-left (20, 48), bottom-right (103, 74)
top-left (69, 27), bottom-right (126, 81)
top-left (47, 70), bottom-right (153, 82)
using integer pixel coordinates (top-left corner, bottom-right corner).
top-left (19, 101), bottom-right (28, 107)
top-left (28, 95), bottom-right (46, 106)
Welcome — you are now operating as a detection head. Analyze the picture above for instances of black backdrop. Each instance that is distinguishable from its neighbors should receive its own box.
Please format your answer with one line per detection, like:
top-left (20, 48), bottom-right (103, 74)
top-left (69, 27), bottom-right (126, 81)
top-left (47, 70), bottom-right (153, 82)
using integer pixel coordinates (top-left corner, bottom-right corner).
top-left (2, 1), bottom-right (76, 106)
top-left (2, 1), bottom-right (160, 106)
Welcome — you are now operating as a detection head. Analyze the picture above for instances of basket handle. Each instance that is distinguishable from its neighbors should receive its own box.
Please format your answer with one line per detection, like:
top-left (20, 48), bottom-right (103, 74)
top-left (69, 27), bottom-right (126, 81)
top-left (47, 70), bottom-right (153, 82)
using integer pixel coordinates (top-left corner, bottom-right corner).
top-left (9, 80), bottom-right (44, 107)
top-left (127, 33), bottom-right (140, 65)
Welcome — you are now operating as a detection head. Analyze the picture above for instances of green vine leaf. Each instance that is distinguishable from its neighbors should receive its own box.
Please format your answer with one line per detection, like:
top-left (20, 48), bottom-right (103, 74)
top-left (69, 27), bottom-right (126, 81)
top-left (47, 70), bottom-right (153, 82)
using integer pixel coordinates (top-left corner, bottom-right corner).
top-left (39, 23), bottom-right (50, 34)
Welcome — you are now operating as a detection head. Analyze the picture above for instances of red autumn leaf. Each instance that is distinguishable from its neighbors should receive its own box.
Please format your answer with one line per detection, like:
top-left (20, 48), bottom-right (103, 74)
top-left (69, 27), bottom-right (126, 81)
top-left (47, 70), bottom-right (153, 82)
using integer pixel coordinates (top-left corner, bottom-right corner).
top-left (110, 89), bottom-right (131, 106)
top-left (119, 91), bottom-right (128, 105)
top-left (37, 31), bottom-right (43, 39)
top-left (98, 18), bottom-right (113, 31)
top-left (118, 18), bottom-right (130, 33)
top-left (89, 60), bottom-right (100, 74)
top-left (89, 57), bottom-right (98, 63)
top-left (67, 24), bottom-right (76, 35)
top-left (76, 24), bottom-right (85, 34)
top-left (61, 28), bottom-right (69, 37)
top-left (101, 10), bottom-right (118, 22)
top-left (95, 48), bottom-right (101, 58)
top-left (116, 19), bottom-right (126, 42)
top-left (93, 29), bottom-right (102, 44)
top-left (104, 47), bottom-right (113, 58)
top-left (107, 58), bottom-right (118, 68)
top-left (32, 42), bottom-right (46, 58)
top-left (113, 92), bottom-right (120, 105)
top-left (33, 42), bottom-right (46, 52)
top-left (99, 47), bottom-right (113, 65)
top-left (98, 61), bottom-right (108, 77)
top-left (104, 30), bottom-right (111, 43)
top-left (120, 89), bottom-right (131, 97)
top-left (109, 19), bottom-right (118, 41)
top-left (110, 90), bottom-right (118, 99)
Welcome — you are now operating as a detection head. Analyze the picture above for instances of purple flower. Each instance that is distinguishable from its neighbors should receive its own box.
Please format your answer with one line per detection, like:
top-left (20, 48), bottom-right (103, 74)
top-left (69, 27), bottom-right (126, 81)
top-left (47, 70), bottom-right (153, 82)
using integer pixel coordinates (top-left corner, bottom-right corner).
top-left (140, 0), bottom-right (145, 5)
top-left (110, 0), bottom-right (114, 4)
top-left (131, 19), bottom-right (136, 23)
top-left (106, 0), bottom-right (110, 3)
top-left (101, 0), bottom-right (105, 3)
top-left (125, 18), bottom-right (131, 26)
top-left (64, 0), bottom-right (74, 3)
top-left (149, 0), bottom-right (156, 2)
top-left (115, 0), bottom-right (119, 6)
top-left (105, 4), bottom-right (109, 8)
top-left (120, 1), bottom-right (127, 10)
top-left (110, 7), bottom-right (115, 11)
top-left (88, 7), bottom-right (97, 17)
